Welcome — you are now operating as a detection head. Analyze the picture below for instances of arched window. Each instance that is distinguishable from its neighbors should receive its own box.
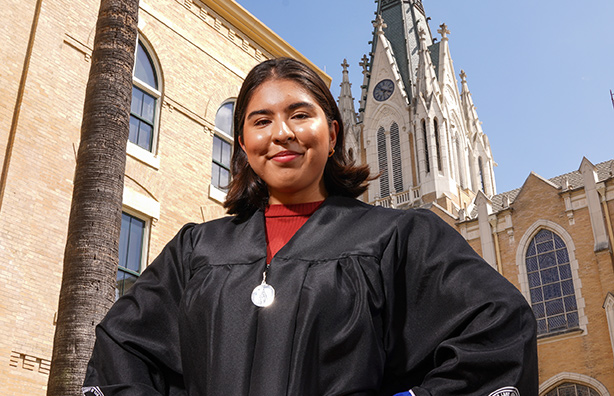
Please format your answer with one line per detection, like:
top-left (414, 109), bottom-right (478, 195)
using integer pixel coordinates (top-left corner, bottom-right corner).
top-left (434, 119), bottom-right (442, 172)
top-left (390, 122), bottom-right (403, 193)
top-left (422, 119), bottom-right (430, 173)
top-left (130, 40), bottom-right (161, 153)
top-left (526, 229), bottom-right (579, 335)
top-left (544, 382), bottom-right (601, 396)
top-left (377, 127), bottom-right (389, 197)
top-left (211, 101), bottom-right (234, 193)
top-left (478, 156), bottom-right (485, 191)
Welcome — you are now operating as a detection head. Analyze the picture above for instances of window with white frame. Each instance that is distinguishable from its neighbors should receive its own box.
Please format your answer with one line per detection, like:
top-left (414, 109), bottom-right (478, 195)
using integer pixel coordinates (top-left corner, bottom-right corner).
top-left (211, 101), bottom-right (234, 194)
top-left (526, 229), bottom-right (579, 336)
top-left (117, 211), bottom-right (148, 299)
top-left (130, 40), bottom-right (161, 153)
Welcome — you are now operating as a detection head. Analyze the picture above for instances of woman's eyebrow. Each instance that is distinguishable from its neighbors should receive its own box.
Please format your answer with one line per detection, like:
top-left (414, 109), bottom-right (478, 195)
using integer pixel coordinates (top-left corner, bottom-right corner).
top-left (246, 102), bottom-right (316, 120)
top-left (287, 101), bottom-right (316, 112)
top-left (246, 109), bottom-right (273, 120)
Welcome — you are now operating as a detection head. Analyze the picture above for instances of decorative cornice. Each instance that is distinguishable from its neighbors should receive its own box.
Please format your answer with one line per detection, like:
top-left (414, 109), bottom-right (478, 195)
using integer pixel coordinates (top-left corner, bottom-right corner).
top-left (203, 0), bottom-right (331, 86)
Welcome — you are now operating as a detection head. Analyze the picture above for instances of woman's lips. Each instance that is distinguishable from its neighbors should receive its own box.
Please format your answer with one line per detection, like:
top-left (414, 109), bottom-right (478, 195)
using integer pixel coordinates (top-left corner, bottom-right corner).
top-left (270, 151), bottom-right (302, 163)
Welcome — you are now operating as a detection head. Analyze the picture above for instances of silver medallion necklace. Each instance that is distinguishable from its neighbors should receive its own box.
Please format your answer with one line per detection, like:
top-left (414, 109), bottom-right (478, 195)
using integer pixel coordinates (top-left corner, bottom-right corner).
top-left (251, 269), bottom-right (275, 307)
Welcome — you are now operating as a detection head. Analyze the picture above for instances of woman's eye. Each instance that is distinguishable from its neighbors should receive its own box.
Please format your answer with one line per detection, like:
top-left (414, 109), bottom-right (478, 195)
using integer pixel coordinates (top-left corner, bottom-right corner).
top-left (292, 113), bottom-right (309, 120)
top-left (254, 119), bottom-right (271, 127)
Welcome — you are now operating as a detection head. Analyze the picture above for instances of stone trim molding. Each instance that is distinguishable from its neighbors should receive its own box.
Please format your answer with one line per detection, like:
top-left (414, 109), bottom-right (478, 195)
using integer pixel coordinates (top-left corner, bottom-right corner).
top-left (539, 372), bottom-right (610, 395)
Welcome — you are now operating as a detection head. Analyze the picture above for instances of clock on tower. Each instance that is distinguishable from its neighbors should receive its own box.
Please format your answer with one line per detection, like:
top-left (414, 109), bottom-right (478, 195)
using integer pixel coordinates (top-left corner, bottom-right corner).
top-left (373, 79), bottom-right (394, 102)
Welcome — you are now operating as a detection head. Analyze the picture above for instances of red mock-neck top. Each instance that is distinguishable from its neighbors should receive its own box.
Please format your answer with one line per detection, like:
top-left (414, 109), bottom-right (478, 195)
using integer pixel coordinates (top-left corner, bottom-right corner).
top-left (264, 201), bottom-right (324, 263)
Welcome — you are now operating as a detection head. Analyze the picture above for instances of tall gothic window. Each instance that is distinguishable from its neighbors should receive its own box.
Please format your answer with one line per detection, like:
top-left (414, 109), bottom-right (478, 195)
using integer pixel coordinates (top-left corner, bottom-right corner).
top-left (478, 157), bottom-right (485, 192)
top-left (455, 134), bottom-right (464, 188)
top-left (526, 229), bottom-right (579, 336)
top-left (130, 41), bottom-right (160, 153)
top-left (422, 119), bottom-right (430, 173)
top-left (545, 382), bottom-right (601, 396)
top-left (377, 127), bottom-right (389, 197)
top-left (390, 122), bottom-right (403, 193)
top-left (434, 119), bottom-right (442, 172)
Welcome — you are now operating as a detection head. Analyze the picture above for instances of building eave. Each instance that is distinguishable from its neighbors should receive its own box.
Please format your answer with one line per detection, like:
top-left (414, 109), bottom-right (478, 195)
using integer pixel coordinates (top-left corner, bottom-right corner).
top-left (205, 0), bottom-right (331, 87)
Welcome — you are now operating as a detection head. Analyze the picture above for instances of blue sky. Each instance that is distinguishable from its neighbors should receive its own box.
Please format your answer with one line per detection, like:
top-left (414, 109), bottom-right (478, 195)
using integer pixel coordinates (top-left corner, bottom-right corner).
top-left (238, 0), bottom-right (614, 193)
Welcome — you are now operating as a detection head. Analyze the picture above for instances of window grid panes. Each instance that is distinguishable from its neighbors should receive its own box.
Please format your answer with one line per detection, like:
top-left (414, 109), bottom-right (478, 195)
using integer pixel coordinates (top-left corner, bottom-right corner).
top-left (545, 382), bottom-right (600, 396)
top-left (211, 101), bottom-right (234, 192)
top-left (478, 157), bottom-right (485, 192)
top-left (526, 229), bottom-right (579, 335)
top-left (215, 102), bottom-right (234, 137)
top-left (377, 127), bottom-right (389, 197)
top-left (422, 120), bottom-right (430, 173)
top-left (117, 212), bottom-right (146, 299)
top-left (434, 119), bottom-right (442, 171)
top-left (390, 122), bottom-right (403, 193)
top-left (130, 41), bottom-right (158, 152)
top-left (211, 135), bottom-right (231, 191)
top-left (130, 86), bottom-right (156, 151)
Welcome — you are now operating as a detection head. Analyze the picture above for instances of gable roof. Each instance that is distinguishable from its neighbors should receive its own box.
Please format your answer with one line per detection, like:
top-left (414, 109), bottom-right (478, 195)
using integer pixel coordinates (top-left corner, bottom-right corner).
top-left (470, 159), bottom-right (614, 218)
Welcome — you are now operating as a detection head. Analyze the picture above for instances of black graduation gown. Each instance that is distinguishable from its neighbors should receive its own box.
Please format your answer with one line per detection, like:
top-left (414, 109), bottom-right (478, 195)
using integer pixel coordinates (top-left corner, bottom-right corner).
top-left (83, 196), bottom-right (538, 396)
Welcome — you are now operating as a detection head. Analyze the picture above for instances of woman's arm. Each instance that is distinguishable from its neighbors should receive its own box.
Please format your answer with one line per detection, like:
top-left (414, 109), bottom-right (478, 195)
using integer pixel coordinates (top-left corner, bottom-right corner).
top-left (82, 224), bottom-right (195, 396)
top-left (382, 209), bottom-right (538, 396)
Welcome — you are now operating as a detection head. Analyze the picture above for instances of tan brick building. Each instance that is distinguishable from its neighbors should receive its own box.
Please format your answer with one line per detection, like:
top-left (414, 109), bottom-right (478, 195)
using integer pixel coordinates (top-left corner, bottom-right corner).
top-left (1, 0), bottom-right (613, 394)
top-left (0, 0), bottom-right (328, 394)
top-left (453, 158), bottom-right (614, 395)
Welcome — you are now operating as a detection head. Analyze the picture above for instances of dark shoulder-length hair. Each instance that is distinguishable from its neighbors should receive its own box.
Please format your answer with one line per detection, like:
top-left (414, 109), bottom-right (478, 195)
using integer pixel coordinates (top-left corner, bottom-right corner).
top-left (223, 57), bottom-right (371, 219)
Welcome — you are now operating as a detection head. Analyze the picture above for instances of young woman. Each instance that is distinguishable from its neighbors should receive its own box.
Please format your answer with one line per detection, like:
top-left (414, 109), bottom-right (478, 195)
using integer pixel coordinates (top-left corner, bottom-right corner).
top-left (83, 58), bottom-right (538, 396)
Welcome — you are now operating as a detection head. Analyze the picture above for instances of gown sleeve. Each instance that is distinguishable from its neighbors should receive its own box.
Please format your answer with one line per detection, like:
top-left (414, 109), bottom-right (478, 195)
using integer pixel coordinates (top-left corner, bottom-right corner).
top-left (381, 209), bottom-right (538, 396)
top-left (82, 224), bottom-right (195, 396)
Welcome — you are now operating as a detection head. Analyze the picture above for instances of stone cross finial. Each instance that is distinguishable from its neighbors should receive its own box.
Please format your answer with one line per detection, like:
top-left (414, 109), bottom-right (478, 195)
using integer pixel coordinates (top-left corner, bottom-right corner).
top-left (359, 54), bottom-right (369, 75)
top-left (373, 14), bottom-right (387, 34)
top-left (437, 23), bottom-right (450, 39)
top-left (460, 70), bottom-right (467, 82)
top-left (418, 27), bottom-right (427, 41)
top-left (341, 59), bottom-right (349, 73)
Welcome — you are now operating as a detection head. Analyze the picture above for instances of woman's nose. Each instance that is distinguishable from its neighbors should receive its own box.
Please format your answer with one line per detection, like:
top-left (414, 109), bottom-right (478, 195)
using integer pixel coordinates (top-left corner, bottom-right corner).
top-left (273, 121), bottom-right (295, 143)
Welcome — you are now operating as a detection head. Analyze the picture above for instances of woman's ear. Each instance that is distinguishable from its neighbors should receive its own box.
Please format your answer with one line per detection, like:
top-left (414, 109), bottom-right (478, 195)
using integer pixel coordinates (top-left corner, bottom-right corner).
top-left (238, 135), bottom-right (246, 152)
top-left (329, 120), bottom-right (339, 150)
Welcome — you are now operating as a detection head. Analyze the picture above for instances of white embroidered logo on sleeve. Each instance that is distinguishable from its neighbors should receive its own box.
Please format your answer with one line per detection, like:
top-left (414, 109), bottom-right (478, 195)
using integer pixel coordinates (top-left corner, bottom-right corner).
top-left (488, 386), bottom-right (520, 396)
top-left (82, 386), bottom-right (104, 396)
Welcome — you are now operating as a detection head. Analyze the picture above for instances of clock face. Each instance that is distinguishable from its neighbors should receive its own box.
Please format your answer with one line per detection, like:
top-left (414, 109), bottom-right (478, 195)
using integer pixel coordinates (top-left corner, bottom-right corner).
top-left (373, 79), bottom-right (394, 102)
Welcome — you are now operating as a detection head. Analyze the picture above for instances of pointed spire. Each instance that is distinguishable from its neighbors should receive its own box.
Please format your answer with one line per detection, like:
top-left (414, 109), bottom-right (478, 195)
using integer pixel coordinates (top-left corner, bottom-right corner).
top-left (338, 58), bottom-right (358, 133)
top-left (459, 69), bottom-right (483, 137)
top-left (358, 54), bottom-right (370, 123)
top-left (341, 58), bottom-right (349, 73)
top-left (359, 54), bottom-right (369, 76)
top-left (415, 27), bottom-right (438, 99)
top-left (460, 69), bottom-right (469, 93)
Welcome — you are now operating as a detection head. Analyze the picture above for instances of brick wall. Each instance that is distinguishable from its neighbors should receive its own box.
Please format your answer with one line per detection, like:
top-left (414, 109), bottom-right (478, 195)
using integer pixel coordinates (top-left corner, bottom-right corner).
top-left (0, 0), bottom-right (295, 393)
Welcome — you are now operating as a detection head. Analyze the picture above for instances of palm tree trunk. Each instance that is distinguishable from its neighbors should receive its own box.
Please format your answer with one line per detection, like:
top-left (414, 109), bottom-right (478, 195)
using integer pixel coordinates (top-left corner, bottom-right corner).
top-left (47, 0), bottom-right (139, 394)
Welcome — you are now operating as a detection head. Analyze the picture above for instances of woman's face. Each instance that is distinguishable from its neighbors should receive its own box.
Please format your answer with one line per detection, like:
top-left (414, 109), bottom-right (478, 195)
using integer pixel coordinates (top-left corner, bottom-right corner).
top-left (239, 78), bottom-right (338, 205)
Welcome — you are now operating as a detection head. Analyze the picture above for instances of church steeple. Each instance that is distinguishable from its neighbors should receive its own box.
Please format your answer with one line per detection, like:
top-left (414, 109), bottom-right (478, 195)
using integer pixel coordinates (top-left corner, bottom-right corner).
top-left (344, 0), bottom-right (497, 214)
top-left (338, 59), bottom-right (357, 131)
top-left (375, 0), bottom-right (433, 103)
top-left (338, 59), bottom-right (361, 163)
